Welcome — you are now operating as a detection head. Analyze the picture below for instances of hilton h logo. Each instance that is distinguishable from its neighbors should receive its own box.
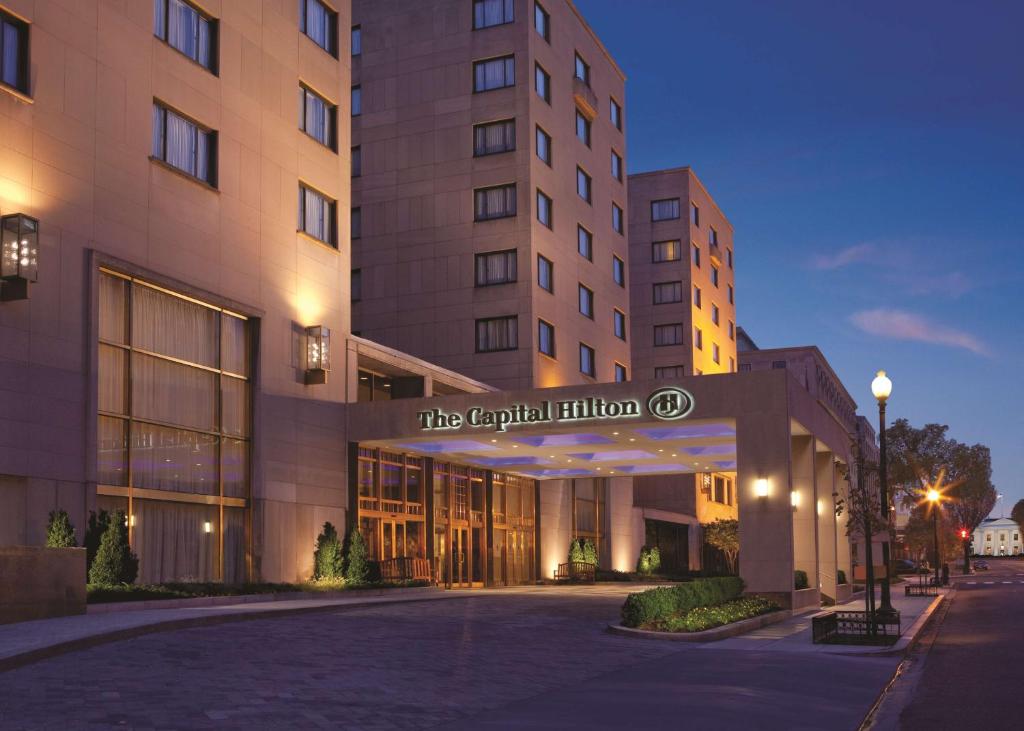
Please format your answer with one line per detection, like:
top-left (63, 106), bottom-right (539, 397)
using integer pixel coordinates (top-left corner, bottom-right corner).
top-left (645, 387), bottom-right (695, 421)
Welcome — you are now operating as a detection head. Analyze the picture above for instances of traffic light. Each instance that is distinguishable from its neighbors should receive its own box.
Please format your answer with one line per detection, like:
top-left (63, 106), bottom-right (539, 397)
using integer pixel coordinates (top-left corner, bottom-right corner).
top-left (959, 528), bottom-right (969, 540)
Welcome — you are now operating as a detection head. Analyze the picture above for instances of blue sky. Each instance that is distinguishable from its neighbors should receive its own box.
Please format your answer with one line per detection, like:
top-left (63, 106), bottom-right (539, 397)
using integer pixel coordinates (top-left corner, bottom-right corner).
top-left (575, 0), bottom-right (1024, 516)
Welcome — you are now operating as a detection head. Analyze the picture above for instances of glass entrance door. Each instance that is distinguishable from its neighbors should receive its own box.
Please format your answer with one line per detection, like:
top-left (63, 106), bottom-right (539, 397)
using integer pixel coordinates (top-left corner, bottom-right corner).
top-left (451, 527), bottom-right (471, 587)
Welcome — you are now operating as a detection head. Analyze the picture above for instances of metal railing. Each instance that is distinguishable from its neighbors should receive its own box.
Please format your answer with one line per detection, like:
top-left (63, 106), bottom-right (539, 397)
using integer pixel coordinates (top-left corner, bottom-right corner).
top-left (812, 610), bottom-right (901, 645)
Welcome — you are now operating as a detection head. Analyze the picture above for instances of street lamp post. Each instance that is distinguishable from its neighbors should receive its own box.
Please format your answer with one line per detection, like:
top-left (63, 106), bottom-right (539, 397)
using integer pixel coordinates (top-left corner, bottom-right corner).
top-left (871, 371), bottom-right (896, 616)
top-left (928, 489), bottom-right (941, 586)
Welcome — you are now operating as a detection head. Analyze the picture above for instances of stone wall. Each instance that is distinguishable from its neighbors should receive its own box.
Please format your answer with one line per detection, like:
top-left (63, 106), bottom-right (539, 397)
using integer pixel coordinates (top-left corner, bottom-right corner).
top-left (0, 546), bottom-right (86, 624)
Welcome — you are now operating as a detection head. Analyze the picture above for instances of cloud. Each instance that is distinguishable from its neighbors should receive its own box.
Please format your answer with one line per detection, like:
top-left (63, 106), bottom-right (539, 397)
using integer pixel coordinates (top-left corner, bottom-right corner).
top-left (810, 243), bottom-right (875, 270)
top-left (904, 271), bottom-right (973, 298)
top-left (849, 308), bottom-right (990, 356)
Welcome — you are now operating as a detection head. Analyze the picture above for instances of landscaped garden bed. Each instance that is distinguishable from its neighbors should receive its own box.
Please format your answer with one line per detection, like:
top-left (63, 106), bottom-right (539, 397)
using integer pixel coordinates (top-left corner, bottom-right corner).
top-left (87, 579), bottom-right (429, 604)
top-left (619, 576), bottom-right (780, 634)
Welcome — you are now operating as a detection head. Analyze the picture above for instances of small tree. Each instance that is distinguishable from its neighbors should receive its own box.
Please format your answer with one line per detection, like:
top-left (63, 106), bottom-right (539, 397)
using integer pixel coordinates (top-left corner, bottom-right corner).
top-left (636, 545), bottom-right (661, 575)
top-left (1009, 499), bottom-right (1024, 532)
top-left (84, 510), bottom-right (111, 574)
top-left (88, 510), bottom-right (138, 585)
top-left (582, 539), bottom-right (598, 567)
top-left (703, 519), bottom-right (739, 575)
top-left (568, 538), bottom-right (585, 564)
top-left (46, 509), bottom-right (77, 548)
top-left (312, 522), bottom-right (344, 581)
top-left (568, 538), bottom-right (597, 566)
top-left (343, 528), bottom-right (370, 585)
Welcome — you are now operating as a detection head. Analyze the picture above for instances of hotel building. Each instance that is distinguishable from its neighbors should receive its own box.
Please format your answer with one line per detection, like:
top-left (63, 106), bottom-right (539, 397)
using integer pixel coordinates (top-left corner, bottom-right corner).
top-left (1, 0), bottom-right (869, 611)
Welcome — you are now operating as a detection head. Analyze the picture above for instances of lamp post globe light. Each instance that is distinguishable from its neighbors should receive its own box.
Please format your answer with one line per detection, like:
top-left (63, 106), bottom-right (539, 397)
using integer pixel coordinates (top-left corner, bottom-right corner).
top-left (872, 370), bottom-right (896, 616)
top-left (928, 488), bottom-right (941, 586)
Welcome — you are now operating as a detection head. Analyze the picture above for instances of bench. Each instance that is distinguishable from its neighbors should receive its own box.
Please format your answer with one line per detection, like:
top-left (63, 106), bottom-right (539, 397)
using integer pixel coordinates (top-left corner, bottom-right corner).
top-left (553, 561), bottom-right (596, 583)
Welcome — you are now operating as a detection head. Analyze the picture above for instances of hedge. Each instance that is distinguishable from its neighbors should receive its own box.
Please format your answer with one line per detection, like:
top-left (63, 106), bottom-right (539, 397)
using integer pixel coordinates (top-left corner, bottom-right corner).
top-left (620, 576), bottom-right (744, 628)
top-left (658, 597), bottom-right (779, 633)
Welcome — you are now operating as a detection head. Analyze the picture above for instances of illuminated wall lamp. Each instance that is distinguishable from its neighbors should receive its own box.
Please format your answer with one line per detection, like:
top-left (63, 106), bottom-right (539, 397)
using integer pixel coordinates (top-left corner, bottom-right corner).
top-left (203, 521), bottom-right (213, 534)
top-left (754, 478), bottom-right (769, 498)
top-left (790, 490), bottom-right (800, 510)
top-left (0, 213), bottom-right (39, 302)
top-left (304, 325), bottom-right (330, 385)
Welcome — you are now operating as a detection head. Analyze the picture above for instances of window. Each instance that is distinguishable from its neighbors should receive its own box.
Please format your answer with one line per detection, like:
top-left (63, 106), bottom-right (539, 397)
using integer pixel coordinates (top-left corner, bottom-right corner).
top-left (537, 190), bottom-right (552, 228)
top-left (475, 250), bottom-right (517, 286)
top-left (614, 363), bottom-right (627, 382)
top-left (739, 363), bottom-right (751, 372)
top-left (575, 110), bottom-right (591, 146)
top-left (693, 286), bottom-right (701, 308)
top-left (474, 184), bottom-right (517, 221)
top-left (653, 281), bottom-right (683, 305)
top-left (578, 284), bottom-right (594, 319)
top-left (729, 357), bottom-right (735, 372)
top-left (473, 0), bottom-right (514, 29)
top-left (613, 309), bottom-right (626, 340)
top-left (574, 53), bottom-right (590, 85)
top-left (299, 0), bottom-right (338, 56)
top-left (349, 206), bottom-right (362, 239)
top-left (538, 319), bottom-right (555, 357)
top-left (297, 183), bottom-right (337, 246)
top-left (728, 284), bottom-right (734, 304)
top-left (577, 225), bottom-right (592, 260)
top-left (351, 269), bottom-right (361, 301)
top-left (711, 304), bottom-right (720, 325)
top-left (772, 360), bottom-right (786, 369)
top-left (538, 255), bottom-right (553, 292)
top-left (711, 265), bottom-right (720, 287)
top-left (654, 324), bottom-right (684, 347)
top-left (477, 316), bottom-right (518, 352)
top-left (652, 240), bottom-right (681, 263)
top-left (299, 85), bottom-right (336, 148)
top-left (613, 256), bottom-right (625, 287)
top-left (712, 342), bottom-right (720, 364)
top-left (474, 55), bottom-right (515, 92)
top-left (154, 0), bottom-right (216, 72)
top-left (534, 63), bottom-right (550, 103)
top-left (694, 327), bottom-right (703, 350)
top-left (351, 25), bottom-right (361, 55)
top-left (610, 97), bottom-right (622, 131)
top-left (729, 321), bottom-right (735, 340)
top-left (474, 119), bottom-right (516, 156)
top-left (576, 167), bottom-right (592, 203)
top-left (351, 146), bottom-right (361, 177)
top-left (97, 271), bottom-right (252, 583)
top-left (579, 343), bottom-right (595, 377)
top-left (151, 103), bottom-right (217, 186)
top-left (611, 150), bottom-right (623, 181)
top-left (709, 226), bottom-right (719, 246)
top-left (655, 365), bottom-right (685, 379)
top-left (691, 202), bottom-right (700, 227)
top-left (692, 243), bottom-right (701, 268)
top-left (612, 203), bottom-right (623, 234)
top-left (535, 125), bottom-right (552, 165)
top-left (727, 248), bottom-right (733, 269)
top-left (534, 2), bottom-right (550, 41)
top-left (351, 85), bottom-right (361, 116)
top-left (651, 198), bottom-right (680, 221)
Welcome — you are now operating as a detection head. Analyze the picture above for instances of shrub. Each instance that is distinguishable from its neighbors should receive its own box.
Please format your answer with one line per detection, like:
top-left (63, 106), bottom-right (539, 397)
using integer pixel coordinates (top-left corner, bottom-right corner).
top-left (568, 538), bottom-right (598, 566)
top-left (658, 597), bottom-right (779, 633)
top-left (46, 509), bottom-right (77, 548)
top-left (794, 570), bottom-right (809, 590)
top-left (312, 522), bottom-right (345, 581)
top-left (582, 539), bottom-right (598, 566)
top-left (837, 569), bottom-right (847, 585)
top-left (636, 545), bottom-right (661, 575)
top-left (85, 510), bottom-right (111, 574)
top-left (88, 510), bottom-right (138, 586)
top-left (343, 529), bottom-right (370, 585)
top-left (621, 576), bottom-right (744, 628)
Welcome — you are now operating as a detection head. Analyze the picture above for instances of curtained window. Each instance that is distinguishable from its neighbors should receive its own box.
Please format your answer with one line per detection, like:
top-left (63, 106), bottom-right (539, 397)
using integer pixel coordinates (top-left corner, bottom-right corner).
top-left (474, 184), bottom-right (517, 221)
top-left (152, 103), bottom-right (217, 185)
top-left (97, 270), bottom-right (252, 583)
top-left (538, 320), bottom-right (555, 357)
top-left (651, 197), bottom-right (681, 221)
top-left (154, 0), bottom-right (216, 72)
top-left (299, 0), bottom-right (337, 55)
top-left (578, 284), bottom-right (594, 318)
top-left (298, 183), bottom-right (337, 245)
top-left (473, 119), bottom-right (516, 156)
top-left (475, 250), bottom-right (517, 286)
top-left (476, 316), bottom-right (518, 352)
top-left (473, 0), bottom-right (514, 29)
top-left (299, 85), bottom-right (336, 148)
top-left (653, 240), bottom-right (681, 262)
top-left (653, 281), bottom-right (683, 305)
top-left (576, 167), bottom-right (592, 203)
top-left (0, 10), bottom-right (27, 92)
top-left (577, 226), bottom-right (592, 260)
top-left (474, 55), bottom-right (515, 92)
top-left (654, 323), bottom-right (684, 347)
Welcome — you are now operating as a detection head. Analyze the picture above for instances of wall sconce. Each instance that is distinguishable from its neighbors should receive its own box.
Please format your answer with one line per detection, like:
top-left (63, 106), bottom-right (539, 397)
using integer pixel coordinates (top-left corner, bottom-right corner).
top-left (790, 491), bottom-right (800, 510)
top-left (203, 521), bottom-right (213, 534)
top-left (0, 213), bottom-right (38, 302)
top-left (754, 478), bottom-right (769, 498)
top-left (305, 325), bottom-right (330, 384)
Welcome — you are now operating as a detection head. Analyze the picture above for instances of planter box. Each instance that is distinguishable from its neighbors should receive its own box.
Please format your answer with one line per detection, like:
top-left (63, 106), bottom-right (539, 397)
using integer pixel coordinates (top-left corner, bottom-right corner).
top-left (608, 609), bottom-right (787, 642)
top-left (0, 546), bottom-right (86, 624)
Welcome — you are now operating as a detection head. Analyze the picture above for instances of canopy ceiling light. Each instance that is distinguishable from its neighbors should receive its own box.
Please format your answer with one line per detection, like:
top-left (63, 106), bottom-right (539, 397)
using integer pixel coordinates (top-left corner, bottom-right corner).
top-left (305, 325), bottom-right (330, 384)
top-left (0, 213), bottom-right (38, 301)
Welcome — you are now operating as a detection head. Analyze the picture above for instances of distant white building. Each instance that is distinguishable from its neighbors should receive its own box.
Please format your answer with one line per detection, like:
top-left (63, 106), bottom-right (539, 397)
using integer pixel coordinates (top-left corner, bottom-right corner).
top-left (972, 517), bottom-right (1023, 556)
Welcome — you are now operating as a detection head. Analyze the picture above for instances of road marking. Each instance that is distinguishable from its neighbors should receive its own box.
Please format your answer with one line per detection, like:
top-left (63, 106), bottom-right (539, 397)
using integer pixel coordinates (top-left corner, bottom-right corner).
top-left (984, 581), bottom-right (995, 584)
top-left (1003, 581), bottom-right (1013, 584)
top-left (967, 581), bottom-right (977, 584)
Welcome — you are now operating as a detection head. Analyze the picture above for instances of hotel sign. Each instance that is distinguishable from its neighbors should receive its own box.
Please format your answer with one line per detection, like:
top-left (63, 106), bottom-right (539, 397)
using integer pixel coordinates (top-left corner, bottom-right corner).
top-left (416, 387), bottom-right (694, 432)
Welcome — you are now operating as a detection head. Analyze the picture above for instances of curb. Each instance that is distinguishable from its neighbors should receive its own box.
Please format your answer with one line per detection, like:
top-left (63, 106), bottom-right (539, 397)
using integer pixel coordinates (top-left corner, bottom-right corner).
top-left (832, 592), bottom-right (947, 658)
top-left (86, 586), bottom-right (438, 613)
top-left (0, 590), bottom-right (461, 674)
top-left (606, 610), bottom-right (788, 642)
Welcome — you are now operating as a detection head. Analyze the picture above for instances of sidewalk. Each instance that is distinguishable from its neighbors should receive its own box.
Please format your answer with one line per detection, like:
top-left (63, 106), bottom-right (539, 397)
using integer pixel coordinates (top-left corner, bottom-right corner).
top-left (0, 587), bottom-right (464, 671)
top-left (698, 588), bottom-right (946, 655)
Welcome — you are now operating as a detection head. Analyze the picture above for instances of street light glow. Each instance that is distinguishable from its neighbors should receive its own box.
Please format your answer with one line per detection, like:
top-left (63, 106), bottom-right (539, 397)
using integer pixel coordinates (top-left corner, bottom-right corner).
top-left (871, 370), bottom-right (892, 403)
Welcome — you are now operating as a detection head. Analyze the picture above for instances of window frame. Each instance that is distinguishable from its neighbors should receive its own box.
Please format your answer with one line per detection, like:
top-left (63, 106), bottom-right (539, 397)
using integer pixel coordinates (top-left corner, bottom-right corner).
top-left (692, 242), bottom-right (701, 268)
top-left (613, 309), bottom-right (626, 341)
top-left (609, 96), bottom-right (622, 131)
top-left (538, 318), bottom-right (556, 358)
top-left (151, 100), bottom-right (218, 188)
top-left (575, 110), bottom-right (591, 147)
top-left (614, 363), bottom-right (627, 383)
top-left (711, 265), bottom-right (720, 288)
top-left (576, 166), bottom-right (592, 204)
top-left (536, 189), bottom-right (553, 229)
top-left (577, 225), bottom-right (593, 261)
top-left (351, 84), bottom-right (362, 116)
top-left (537, 254), bottom-right (554, 293)
top-left (654, 323), bottom-right (684, 347)
top-left (651, 197), bottom-right (681, 222)
top-left (652, 240), bottom-right (681, 263)
top-left (535, 124), bottom-right (552, 166)
top-left (299, 83), bottom-right (338, 150)
top-left (578, 283), bottom-right (594, 320)
top-left (653, 281), bottom-right (683, 305)
top-left (154, 0), bottom-right (218, 75)
top-left (473, 118), bottom-right (517, 157)
top-left (297, 182), bottom-right (338, 247)
top-left (473, 0), bottom-right (515, 30)
top-left (476, 315), bottom-right (519, 353)
top-left (694, 327), bottom-right (703, 350)
top-left (612, 203), bottom-right (624, 234)
top-left (574, 52), bottom-right (590, 86)
top-left (475, 249), bottom-right (518, 287)
top-left (691, 202), bottom-right (700, 227)
top-left (299, 0), bottom-right (339, 57)
top-left (693, 285), bottom-right (702, 308)
top-left (473, 54), bottom-right (516, 93)
top-left (611, 149), bottom-right (623, 182)
top-left (534, 2), bottom-right (550, 42)
top-left (474, 183), bottom-right (518, 221)
top-left (655, 365), bottom-right (686, 379)
top-left (351, 145), bottom-right (361, 177)
top-left (351, 25), bottom-right (361, 56)
top-left (579, 342), bottom-right (596, 378)
top-left (534, 62), bottom-right (551, 103)
top-left (612, 255), bottom-right (625, 287)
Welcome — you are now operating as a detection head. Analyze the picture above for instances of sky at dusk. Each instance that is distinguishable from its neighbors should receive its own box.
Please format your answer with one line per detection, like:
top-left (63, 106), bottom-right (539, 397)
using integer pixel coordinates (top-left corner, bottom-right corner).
top-left (575, 0), bottom-right (1024, 515)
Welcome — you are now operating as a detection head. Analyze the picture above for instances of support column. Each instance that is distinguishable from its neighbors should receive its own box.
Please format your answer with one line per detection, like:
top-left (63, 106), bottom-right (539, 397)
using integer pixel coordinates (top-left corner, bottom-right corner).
top-left (815, 450), bottom-right (838, 602)
top-left (791, 435), bottom-right (819, 605)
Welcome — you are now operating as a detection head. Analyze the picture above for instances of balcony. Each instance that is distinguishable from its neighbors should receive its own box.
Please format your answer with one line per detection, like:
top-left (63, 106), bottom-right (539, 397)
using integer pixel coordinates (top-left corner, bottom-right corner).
top-left (573, 77), bottom-right (598, 120)
top-left (709, 242), bottom-right (723, 266)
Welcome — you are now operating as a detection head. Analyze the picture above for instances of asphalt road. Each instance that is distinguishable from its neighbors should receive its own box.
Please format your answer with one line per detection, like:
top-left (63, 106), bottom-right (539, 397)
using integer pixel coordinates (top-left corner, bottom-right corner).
top-left (896, 558), bottom-right (1024, 728)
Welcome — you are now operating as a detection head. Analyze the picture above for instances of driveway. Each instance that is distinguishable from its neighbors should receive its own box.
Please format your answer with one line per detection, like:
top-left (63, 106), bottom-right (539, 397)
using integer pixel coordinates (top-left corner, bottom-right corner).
top-left (0, 585), bottom-right (899, 730)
